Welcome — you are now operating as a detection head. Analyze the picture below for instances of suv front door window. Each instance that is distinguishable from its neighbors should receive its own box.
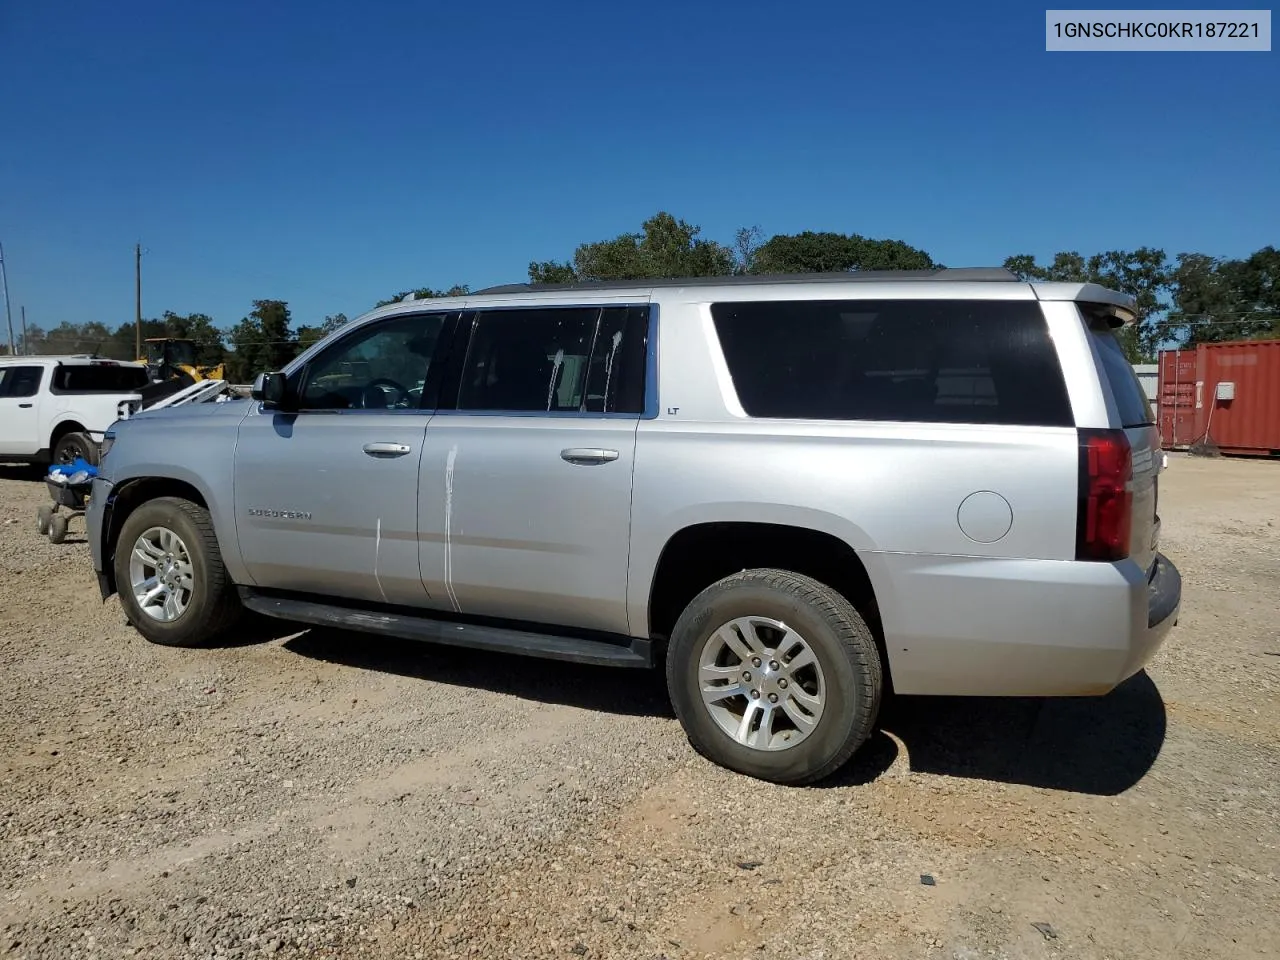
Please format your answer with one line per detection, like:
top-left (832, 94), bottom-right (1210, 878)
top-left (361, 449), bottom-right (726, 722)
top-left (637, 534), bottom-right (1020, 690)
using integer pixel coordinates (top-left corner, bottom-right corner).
top-left (0, 365), bottom-right (45, 456)
top-left (296, 317), bottom-right (440, 412)
top-left (235, 313), bottom-right (453, 606)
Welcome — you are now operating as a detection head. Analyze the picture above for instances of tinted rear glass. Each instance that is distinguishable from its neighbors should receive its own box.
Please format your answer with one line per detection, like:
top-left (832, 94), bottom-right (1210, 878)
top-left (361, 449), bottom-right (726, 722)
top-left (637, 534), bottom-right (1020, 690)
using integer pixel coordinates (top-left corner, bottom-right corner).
top-left (51, 364), bottom-right (149, 393)
top-left (711, 299), bottom-right (1074, 427)
top-left (584, 306), bottom-right (649, 414)
top-left (1085, 317), bottom-right (1154, 428)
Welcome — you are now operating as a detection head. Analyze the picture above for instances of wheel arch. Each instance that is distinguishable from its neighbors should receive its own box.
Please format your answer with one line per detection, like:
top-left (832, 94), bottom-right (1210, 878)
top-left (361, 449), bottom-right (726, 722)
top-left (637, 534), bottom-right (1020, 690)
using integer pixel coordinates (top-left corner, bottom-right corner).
top-left (99, 476), bottom-right (213, 596)
top-left (48, 418), bottom-right (89, 450)
top-left (645, 520), bottom-right (892, 691)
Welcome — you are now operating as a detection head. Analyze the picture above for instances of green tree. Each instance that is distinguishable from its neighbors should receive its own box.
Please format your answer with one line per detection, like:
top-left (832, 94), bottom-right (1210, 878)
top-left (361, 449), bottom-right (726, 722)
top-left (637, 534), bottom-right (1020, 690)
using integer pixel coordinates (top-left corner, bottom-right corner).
top-left (227, 300), bottom-right (295, 382)
top-left (18, 323), bottom-right (45, 356)
top-left (294, 326), bottom-right (326, 351)
top-left (529, 212), bottom-right (735, 283)
top-left (1230, 245), bottom-right (1280, 339)
top-left (293, 313), bottom-right (351, 353)
top-left (320, 312), bottom-right (349, 335)
top-left (1170, 253), bottom-right (1235, 344)
top-left (37, 321), bottom-right (115, 357)
top-left (750, 232), bottom-right (936, 274)
top-left (1172, 247), bottom-right (1280, 344)
top-left (110, 318), bottom-right (165, 360)
top-left (527, 260), bottom-right (579, 284)
top-left (164, 312), bottom-right (227, 367)
top-left (1004, 251), bottom-right (1096, 282)
top-left (733, 226), bottom-right (765, 275)
top-left (109, 311), bottom-right (228, 366)
top-left (374, 286), bottom-right (469, 309)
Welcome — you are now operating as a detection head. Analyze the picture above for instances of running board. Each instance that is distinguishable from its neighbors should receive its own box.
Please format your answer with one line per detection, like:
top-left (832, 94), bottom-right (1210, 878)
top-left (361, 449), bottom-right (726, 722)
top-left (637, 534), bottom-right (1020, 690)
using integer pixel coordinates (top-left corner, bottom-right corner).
top-left (238, 589), bottom-right (653, 668)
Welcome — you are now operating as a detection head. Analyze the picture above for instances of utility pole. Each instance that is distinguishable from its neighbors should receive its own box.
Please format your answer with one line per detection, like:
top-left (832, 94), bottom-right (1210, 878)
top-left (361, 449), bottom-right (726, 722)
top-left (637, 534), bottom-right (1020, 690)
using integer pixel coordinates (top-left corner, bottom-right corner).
top-left (20, 306), bottom-right (28, 356)
top-left (135, 242), bottom-right (142, 359)
top-left (0, 242), bottom-right (14, 355)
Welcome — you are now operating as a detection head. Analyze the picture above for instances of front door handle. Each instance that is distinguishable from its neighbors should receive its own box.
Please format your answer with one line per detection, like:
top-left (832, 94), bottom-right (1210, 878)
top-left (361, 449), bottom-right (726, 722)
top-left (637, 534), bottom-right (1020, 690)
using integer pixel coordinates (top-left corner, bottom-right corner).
top-left (560, 447), bottom-right (620, 465)
top-left (18, 403), bottom-right (32, 409)
top-left (363, 442), bottom-right (412, 458)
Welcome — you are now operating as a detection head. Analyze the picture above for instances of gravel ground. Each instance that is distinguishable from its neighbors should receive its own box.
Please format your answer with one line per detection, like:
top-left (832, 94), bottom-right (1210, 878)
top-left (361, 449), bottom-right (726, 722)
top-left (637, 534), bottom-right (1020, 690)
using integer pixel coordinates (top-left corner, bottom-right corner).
top-left (1, 454), bottom-right (1277, 959)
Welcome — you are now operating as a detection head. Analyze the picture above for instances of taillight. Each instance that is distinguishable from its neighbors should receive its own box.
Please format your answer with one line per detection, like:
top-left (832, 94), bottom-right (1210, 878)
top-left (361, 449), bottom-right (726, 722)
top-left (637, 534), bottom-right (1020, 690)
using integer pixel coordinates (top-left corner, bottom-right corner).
top-left (1076, 429), bottom-right (1133, 562)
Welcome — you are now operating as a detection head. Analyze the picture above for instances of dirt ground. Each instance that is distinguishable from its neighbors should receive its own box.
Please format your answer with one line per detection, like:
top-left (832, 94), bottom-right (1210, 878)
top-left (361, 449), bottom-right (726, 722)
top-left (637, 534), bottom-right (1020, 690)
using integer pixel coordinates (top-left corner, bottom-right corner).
top-left (1, 454), bottom-right (1277, 960)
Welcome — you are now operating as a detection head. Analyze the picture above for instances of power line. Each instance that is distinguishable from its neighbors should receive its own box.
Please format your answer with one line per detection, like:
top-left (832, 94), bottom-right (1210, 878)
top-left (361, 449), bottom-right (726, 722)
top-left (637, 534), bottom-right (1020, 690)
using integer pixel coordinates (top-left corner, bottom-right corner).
top-left (1161, 310), bottom-right (1278, 318)
top-left (1150, 317), bottom-right (1278, 327)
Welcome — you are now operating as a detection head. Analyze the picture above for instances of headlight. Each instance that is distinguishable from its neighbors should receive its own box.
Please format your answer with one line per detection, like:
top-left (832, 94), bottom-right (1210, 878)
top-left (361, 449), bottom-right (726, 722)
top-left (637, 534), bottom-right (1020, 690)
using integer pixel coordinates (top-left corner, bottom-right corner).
top-left (100, 428), bottom-right (116, 460)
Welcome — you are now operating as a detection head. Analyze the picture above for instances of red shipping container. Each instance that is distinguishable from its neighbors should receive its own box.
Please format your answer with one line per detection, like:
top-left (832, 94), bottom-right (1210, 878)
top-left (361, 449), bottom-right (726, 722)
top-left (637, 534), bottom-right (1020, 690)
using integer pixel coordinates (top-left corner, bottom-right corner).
top-left (1192, 339), bottom-right (1280, 456)
top-left (1157, 349), bottom-right (1197, 448)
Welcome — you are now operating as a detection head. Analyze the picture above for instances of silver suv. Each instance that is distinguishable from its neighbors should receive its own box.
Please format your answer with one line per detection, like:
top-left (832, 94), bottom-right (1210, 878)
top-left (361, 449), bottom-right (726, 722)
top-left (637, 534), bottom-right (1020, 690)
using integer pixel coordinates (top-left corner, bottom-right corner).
top-left (87, 268), bottom-right (1181, 784)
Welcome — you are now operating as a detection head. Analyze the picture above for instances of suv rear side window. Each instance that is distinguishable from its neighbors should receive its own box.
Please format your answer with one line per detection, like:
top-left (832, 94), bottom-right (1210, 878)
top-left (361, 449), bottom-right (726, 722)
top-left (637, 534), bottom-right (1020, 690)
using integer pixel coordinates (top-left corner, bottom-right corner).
top-left (1084, 313), bottom-right (1155, 428)
top-left (584, 306), bottom-right (648, 414)
top-left (50, 364), bottom-right (149, 393)
top-left (711, 299), bottom-right (1073, 427)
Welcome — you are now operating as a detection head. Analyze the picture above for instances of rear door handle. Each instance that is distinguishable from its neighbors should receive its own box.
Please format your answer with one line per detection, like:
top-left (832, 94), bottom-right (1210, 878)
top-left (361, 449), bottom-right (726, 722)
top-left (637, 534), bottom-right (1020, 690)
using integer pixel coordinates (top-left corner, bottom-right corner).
top-left (363, 442), bottom-right (412, 458)
top-left (18, 403), bottom-right (32, 408)
top-left (561, 447), bottom-right (620, 465)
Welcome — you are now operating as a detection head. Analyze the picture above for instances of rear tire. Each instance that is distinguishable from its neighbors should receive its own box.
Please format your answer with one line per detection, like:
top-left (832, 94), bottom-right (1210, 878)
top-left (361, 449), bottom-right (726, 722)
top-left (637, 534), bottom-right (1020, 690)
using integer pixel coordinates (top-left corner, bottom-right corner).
top-left (113, 497), bottom-right (242, 647)
top-left (52, 431), bottom-right (98, 467)
top-left (666, 568), bottom-right (882, 786)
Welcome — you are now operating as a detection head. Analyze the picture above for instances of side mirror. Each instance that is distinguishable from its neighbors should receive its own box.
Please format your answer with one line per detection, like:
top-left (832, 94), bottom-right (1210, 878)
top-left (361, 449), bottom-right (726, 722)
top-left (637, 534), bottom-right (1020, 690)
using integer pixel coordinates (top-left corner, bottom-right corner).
top-left (252, 371), bottom-right (290, 408)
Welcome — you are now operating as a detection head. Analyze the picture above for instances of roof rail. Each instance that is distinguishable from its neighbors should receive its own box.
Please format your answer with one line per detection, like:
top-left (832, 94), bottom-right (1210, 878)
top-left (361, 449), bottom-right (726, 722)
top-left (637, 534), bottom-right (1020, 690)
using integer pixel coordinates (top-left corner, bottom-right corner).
top-left (471, 267), bottom-right (1019, 295)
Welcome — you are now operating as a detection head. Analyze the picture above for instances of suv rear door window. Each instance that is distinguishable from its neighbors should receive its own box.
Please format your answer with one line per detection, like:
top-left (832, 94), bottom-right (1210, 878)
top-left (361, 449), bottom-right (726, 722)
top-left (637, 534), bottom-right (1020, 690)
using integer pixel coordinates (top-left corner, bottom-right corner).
top-left (457, 308), bottom-right (602, 413)
top-left (711, 299), bottom-right (1074, 427)
top-left (1084, 315), bottom-right (1155, 428)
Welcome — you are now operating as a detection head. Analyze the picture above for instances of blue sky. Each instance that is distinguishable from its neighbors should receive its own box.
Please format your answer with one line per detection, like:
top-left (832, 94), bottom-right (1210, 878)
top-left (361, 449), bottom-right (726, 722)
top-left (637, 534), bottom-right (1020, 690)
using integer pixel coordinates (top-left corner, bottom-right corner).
top-left (2, 0), bottom-right (1276, 336)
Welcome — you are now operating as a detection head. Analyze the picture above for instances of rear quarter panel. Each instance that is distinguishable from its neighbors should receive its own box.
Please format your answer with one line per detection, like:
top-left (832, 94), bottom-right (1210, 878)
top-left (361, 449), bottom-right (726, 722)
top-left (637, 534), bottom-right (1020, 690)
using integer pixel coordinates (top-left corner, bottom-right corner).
top-left (627, 298), bottom-right (1083, 644)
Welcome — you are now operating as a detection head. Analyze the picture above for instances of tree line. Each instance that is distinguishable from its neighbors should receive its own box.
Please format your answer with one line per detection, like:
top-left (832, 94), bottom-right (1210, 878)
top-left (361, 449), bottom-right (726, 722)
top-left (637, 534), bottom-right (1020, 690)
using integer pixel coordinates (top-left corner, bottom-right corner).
top-left (9, 212), bottom-right (1277, 377)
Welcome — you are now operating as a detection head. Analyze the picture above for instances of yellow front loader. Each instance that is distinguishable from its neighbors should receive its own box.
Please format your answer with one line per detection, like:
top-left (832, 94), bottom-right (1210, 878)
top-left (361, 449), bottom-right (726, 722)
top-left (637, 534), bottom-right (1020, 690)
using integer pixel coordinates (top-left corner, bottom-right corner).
top-left (140, 338), bottom-right (226, 385)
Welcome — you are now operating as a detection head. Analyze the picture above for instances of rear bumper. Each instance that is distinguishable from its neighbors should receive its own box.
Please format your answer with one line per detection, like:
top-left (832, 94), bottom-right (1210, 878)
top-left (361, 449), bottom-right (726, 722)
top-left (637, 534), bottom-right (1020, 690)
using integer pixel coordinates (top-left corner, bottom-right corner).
top-left (1147, 554), bottom-right (1181, 630)
top-left (871, 551), bottom-right (1182, 697)
top-left (1118, 552), bottom-right (1180, 684)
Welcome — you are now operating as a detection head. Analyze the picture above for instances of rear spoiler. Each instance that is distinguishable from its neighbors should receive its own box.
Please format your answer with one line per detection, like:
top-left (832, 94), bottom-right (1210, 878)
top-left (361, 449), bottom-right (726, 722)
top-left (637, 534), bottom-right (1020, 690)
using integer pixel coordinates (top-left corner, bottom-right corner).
top-left (1032, 282), bottom-right (1137, 326)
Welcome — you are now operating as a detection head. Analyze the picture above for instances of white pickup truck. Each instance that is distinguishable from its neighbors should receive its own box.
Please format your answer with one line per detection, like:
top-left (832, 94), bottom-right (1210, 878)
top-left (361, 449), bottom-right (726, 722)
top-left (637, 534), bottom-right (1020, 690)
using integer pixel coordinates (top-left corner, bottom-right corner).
top-left (0, 356), bottom-right (147, 465)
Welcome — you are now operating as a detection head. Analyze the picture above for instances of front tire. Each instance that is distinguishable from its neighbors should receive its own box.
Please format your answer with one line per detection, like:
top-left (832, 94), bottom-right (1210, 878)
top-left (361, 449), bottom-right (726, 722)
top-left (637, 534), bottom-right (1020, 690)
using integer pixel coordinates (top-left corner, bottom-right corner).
top-left (113, 497), bottom-right (241, 647)
top-left (666, 568), bottom-right (882, 786)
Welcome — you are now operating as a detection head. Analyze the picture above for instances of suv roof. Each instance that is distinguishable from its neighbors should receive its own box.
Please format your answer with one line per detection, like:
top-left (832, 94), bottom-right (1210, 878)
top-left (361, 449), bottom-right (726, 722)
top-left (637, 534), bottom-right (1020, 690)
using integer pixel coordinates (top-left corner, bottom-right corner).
top-left (471, 267), bottom-right (1020, 295)
top-left (381, 268), bottom-right (1134, 316)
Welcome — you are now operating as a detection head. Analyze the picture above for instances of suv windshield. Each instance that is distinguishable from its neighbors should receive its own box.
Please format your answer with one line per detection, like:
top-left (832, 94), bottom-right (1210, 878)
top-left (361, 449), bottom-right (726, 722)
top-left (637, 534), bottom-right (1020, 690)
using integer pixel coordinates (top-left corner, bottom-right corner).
top-left (51, 364), bottom-right (149, 393)
top-left (1084, 313), bottom-right (1154, 428)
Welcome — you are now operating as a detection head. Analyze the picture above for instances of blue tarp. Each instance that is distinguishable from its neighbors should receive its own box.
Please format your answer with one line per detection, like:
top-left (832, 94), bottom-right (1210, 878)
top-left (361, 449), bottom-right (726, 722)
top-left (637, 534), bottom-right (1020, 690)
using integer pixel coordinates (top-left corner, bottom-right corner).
top-left (47, 458), bottom-right (98, 485)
